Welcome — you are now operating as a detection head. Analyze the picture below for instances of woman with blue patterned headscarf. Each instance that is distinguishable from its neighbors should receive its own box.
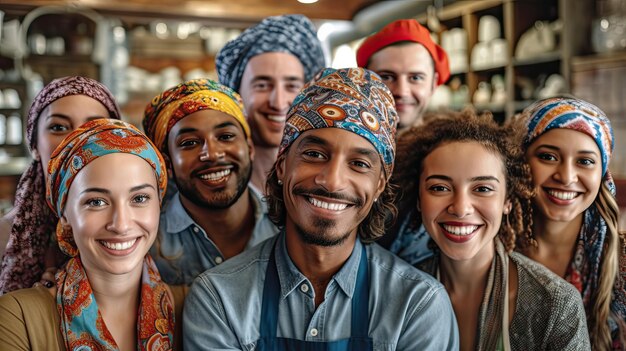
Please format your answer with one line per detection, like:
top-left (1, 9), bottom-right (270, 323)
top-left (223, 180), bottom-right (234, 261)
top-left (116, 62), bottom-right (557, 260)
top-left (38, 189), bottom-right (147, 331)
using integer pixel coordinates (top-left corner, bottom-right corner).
top-left (518, 97), bottom-right (626, 349)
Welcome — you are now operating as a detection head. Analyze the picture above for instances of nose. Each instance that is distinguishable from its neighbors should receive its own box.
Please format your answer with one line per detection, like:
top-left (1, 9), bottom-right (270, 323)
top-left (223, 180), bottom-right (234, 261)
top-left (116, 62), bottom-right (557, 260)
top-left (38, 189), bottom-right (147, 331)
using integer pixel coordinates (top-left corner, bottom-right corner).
top-left (447, 192), bottom-right (474, 218)
top-left (268, 86), bottom-right (290, 112)
top-left (315, 157), bottom-right (347, 193)
top-left (199, 139), bottom-right (225, 162)
top-left (554, 161), bottom-right (577, 185)
top-left (106, 203), bottom-right (131, 234)
top-left (392, 77), bottom-right (410, 99)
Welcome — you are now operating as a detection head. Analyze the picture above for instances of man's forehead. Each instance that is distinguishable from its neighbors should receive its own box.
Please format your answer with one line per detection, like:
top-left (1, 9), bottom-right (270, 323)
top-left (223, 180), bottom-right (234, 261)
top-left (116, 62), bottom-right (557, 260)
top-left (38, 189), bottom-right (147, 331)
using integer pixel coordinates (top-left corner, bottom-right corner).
top-left (367, 42), bottom-right (435, 71)
top-left (293, 128), bottom-right (379, 157)
top-left (243, 52), bottom-right (305, 78)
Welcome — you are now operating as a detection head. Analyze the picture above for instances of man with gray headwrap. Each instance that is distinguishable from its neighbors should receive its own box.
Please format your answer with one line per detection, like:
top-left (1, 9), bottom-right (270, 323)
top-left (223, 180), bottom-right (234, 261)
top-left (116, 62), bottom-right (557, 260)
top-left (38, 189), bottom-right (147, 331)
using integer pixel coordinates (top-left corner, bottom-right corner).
top-left (216, 14), bottom-right (326, 195)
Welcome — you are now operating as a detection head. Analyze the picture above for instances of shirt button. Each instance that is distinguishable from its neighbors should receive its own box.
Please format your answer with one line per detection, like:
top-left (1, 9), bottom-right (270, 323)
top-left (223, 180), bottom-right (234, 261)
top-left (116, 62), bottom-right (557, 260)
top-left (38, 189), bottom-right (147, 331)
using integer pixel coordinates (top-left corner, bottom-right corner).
top-left (310, 328), bottom-right (318, 337)
top-left (215, 256), bottom-right (223, 264)
top-left (193, 226), bottom-right (200, 233)
top-left (300, 284), bottom-right (309, 293)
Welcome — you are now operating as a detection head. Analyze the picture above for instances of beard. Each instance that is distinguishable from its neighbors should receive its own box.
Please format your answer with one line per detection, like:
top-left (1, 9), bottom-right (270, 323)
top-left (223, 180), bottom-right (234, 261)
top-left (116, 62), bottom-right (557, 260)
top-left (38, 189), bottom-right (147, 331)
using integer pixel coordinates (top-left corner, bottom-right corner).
top-left (175, 162), bottom-right (252, 210)
top-left (294, 217), bottom-right (352, 247)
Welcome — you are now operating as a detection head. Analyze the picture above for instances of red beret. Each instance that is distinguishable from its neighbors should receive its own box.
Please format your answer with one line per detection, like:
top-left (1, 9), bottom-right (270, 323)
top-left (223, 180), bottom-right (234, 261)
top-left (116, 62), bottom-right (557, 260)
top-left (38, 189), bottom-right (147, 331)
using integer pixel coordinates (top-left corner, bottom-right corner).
top-left (356, 19), bottom-right (450, 86)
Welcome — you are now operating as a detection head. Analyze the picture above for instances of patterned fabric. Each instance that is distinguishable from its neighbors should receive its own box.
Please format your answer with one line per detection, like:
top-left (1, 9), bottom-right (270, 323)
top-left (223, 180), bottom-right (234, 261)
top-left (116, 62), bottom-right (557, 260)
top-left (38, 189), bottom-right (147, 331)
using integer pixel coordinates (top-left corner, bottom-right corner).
top-left (142, 78), bottom-right (249, 154)
top-left (56, 255), bottom-right (174, 351)
top-left (216, 14), bottom-right (326, 92)
top-left (47, 119), bottom-right (167, 257)
top-left (523, 97), bottom-right (626, 341)
top-left (0, 76), bottom-right (121, 294)
top-left (278, 68), bottom-right (398, 179)
top-left (524, 97), bottom-right (613, 175)
top-left (356, 19), bottom-right (450, 86)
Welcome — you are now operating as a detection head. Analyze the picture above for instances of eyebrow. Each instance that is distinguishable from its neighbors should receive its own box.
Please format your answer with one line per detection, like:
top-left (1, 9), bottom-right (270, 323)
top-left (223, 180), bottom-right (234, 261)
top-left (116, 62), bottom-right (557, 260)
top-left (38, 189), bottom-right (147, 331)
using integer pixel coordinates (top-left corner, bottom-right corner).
top-left (297, 135), bottom-right (380, 162)
top-left (80, 184), bottom-right (156, 195)
top-left (425, 175), bottom-right (501, 183)
top-left (174, 127), bottom-right (198, 137)
top-left (535, 144), bottom-right (599, 156)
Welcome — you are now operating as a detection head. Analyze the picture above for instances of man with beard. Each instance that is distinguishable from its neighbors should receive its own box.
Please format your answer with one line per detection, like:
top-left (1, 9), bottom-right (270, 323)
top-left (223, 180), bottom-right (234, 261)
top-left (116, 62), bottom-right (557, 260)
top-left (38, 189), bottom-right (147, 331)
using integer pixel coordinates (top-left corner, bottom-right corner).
top-left (184, 68), bottom-right (459, 350)
top-left (142, 79), bottom-right (278, 286)
top-left (357, 19), bottom-right (450, 133)
top-left (216, 14), bottom-right (326, 195)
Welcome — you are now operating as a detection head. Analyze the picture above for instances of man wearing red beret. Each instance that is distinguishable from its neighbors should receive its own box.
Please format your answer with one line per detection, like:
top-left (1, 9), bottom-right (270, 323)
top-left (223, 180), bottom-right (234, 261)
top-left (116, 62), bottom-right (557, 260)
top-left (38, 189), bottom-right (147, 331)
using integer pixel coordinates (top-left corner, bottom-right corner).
top-left (357, 19), bottom-right (450, 132)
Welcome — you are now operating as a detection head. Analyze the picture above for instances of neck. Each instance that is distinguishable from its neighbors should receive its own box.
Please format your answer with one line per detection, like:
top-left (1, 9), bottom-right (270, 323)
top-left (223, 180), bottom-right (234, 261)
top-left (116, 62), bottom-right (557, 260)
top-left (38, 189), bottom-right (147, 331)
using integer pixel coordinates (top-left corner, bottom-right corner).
top-left (284, 223), bottom-right (357, 306)
top-left (532, 213), bottom-right (582, 247)
top-left (179, 190), bottom-right (255, 259)
top-left (250, 146), bottom-right (278, 193)
top-left (86, 262), bottom-right (142, 315)
top-left (438, 244), bottom-right (494, 294)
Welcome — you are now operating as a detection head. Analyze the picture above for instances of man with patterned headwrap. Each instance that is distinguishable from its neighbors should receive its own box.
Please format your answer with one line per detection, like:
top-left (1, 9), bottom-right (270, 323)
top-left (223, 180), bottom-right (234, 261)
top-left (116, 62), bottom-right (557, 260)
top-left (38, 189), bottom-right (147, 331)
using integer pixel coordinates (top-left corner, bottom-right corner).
top-left (142, 78), bottom-right (278, 288)
top-left (357, 19), bottom-right (450, 132)
top-left (216, 14), bottom-right (326, 195)
top-left (184, 68), bottom-right (459, 350)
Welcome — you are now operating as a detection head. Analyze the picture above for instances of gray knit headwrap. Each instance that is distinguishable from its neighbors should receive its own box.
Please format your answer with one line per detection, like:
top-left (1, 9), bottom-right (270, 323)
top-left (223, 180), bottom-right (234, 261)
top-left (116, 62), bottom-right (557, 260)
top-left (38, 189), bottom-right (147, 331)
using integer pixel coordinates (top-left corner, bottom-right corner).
top-left (216, 14), bottom-right (326, 92)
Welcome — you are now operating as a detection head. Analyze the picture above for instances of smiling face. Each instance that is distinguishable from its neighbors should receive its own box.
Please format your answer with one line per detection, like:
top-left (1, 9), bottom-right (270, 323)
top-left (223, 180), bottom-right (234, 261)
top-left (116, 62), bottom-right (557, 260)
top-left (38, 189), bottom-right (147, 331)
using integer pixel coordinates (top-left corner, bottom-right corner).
top-left (367, 42), bottom-right (437, 130)
top-left (419, 141), bottom-right (510, 262)
top-left (526, 128), bottom-right (603, 223)
top-left (36, 95), bottom-right (110, 180)
top-left (238, 52), bottom-right (305, 148)
top-left (276, 128), bottom-right (385, 247)
top-left (167, 109), bottom-right (253, 210)
top-left (61, 153), bottom-right (160, 277)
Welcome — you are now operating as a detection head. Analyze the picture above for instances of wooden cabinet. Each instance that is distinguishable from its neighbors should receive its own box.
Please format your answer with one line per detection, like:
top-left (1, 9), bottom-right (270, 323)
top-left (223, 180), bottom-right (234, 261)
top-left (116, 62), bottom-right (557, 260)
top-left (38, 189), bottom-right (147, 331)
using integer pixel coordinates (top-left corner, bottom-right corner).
top-left (418, 0), bottom-right (593, 120)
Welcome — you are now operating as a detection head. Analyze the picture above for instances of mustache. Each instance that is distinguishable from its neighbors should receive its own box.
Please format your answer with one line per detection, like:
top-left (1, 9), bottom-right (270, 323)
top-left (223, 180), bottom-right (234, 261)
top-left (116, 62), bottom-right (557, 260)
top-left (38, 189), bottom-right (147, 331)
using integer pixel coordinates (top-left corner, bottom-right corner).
top-left (292, 186), bottom-right (364, 207)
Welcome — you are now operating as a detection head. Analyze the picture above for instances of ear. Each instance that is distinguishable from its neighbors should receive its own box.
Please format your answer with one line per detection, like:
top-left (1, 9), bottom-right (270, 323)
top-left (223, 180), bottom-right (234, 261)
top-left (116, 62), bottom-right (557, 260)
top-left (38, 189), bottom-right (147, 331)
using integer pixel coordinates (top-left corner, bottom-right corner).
top-left (59, 212), bottom-right (70, 228)
top-left (374, 172), bottom-right (386, 200)
top-left (162, 153), bottom-right (174, 179)
top-left (432, 72), bottom-right (439, 91)
top-left (247, 138), bottom-right (255, 162)
top-left (32, 149), bottom-right (41, 162)
top-left (503, 199), bottom-right (512, 215)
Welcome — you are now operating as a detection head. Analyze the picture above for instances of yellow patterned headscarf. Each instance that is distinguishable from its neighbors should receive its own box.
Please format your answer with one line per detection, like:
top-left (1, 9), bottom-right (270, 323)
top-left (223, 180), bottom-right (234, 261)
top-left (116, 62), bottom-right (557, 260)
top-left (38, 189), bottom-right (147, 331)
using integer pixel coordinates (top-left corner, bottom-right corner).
top-left (142, 78), bottom-right (249, 154)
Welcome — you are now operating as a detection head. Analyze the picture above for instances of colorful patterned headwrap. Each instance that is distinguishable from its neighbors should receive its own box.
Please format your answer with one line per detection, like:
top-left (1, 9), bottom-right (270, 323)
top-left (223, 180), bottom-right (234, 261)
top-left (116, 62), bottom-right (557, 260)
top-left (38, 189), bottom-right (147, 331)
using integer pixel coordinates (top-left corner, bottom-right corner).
top-left (46, 119), bottom-right (167, 257)
top-left (0, 76), bottom-right (121, 294)
top-left (524, 97), bottom-right (614, 176)
top-left (216, 14), bottom-right (326, 92)
top-left (279, 67), bottom-right (398, 179)
top-left (27, 76), bottom-right (121, 150)
top-left (143, 78), bottom-right (249, 154)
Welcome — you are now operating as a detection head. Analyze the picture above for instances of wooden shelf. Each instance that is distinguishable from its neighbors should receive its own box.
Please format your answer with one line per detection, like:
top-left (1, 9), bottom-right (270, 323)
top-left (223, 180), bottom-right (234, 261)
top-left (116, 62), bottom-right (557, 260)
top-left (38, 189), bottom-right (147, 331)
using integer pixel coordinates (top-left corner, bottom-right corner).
top-left (571, 51), bottom-right (626, 71)
top-left (513, 51), bottom-right (561, 66)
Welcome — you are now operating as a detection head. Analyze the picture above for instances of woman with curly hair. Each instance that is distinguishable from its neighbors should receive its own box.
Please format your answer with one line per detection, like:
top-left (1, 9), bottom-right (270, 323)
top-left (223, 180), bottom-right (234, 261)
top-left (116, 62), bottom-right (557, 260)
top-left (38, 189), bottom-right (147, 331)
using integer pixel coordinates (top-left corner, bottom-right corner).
top-left (0, 76), bottom-right (121, 294)
top-left (394, 109), bottom-right (589, 350)
top-left (517, 97), bottom-right (626, 349)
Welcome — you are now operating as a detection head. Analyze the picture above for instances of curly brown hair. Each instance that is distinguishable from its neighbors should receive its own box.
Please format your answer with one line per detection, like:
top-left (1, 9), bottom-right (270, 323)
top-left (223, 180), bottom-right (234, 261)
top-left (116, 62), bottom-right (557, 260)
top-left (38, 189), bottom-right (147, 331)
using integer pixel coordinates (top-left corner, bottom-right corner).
top-left (265, 152), bottom-right (398, 244)
top-left (392, 109), bottom-right (535, 252)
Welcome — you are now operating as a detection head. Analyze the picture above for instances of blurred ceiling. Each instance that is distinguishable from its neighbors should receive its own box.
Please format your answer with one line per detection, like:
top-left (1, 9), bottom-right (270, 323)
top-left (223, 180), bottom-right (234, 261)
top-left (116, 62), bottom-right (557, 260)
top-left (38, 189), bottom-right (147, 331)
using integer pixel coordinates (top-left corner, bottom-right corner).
top-left (0, 0), bottom-right (383, 26)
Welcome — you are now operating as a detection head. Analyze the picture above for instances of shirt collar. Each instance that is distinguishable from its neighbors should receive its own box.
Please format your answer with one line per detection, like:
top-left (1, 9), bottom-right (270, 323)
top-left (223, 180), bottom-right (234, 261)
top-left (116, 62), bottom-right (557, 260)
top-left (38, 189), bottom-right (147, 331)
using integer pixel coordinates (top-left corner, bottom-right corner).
top-left (164, 192), bottom-right (197, 233)
top-left (274, 232), bottom-right (363, 300)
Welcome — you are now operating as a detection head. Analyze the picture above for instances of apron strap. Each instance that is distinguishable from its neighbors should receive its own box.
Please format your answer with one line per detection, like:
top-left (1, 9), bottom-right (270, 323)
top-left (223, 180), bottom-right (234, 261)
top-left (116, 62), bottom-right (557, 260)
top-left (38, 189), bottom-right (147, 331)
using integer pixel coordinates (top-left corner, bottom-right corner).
top-left (259, 242), bottom-right (371, 340)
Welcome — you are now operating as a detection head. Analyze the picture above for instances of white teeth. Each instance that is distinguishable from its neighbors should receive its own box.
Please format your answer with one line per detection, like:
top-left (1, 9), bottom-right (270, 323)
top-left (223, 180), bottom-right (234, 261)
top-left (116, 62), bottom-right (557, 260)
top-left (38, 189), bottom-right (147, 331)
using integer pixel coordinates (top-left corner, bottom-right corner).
top-left (267, 115), bottom-right (286, 122)
top-left (308, 197), bottom-right (348, 211)
top-left (200, 169), bottom-right (231, 181)
top-left (547, 190), bottom-right (578, 200)
top-left (101, 238), bottom-right (137, 251)
top-left (442, 224), bottom-right (478, 236)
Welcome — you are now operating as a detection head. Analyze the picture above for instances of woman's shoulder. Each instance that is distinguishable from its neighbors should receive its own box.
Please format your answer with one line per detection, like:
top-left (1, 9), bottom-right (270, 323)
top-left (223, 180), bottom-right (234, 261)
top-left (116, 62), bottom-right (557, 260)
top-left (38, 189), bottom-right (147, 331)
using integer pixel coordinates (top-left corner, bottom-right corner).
top-left (0, 286), bottom-right (64, 351)
top-left (0, 285), bottom-right (57, 321)
top-left (510, 251), bottom-right (579, 297)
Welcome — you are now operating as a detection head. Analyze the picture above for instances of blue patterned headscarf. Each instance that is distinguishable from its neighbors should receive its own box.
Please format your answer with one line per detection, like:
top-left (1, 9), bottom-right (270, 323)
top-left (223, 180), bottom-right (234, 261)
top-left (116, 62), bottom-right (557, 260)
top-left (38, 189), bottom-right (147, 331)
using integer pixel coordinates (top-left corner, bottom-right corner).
top-left (523, 97), bottom-right (625, 337)
top-left (279, 67), bottom-right (398, 179)
top-left (216, 14), bottom-right (326, 92)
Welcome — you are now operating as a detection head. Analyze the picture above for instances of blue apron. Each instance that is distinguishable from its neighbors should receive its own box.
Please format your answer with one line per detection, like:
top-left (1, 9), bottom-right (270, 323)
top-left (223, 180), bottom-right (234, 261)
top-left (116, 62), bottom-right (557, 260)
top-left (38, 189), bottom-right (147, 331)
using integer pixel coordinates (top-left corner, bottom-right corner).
top-left (256, 244), bottom-right (374, 350)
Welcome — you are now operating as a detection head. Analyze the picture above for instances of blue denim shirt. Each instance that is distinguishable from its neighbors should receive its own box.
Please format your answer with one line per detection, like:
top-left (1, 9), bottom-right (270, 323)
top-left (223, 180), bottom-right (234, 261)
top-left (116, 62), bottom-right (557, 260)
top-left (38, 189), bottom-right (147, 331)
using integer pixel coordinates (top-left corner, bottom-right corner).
top-left (183, 233), bottom-right (459, 350)
top-left (151, 188), bottom-right (279, 285)
top-left (389, 215), bottom-right (434, 265)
